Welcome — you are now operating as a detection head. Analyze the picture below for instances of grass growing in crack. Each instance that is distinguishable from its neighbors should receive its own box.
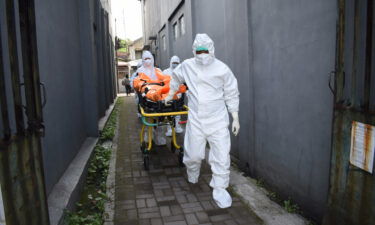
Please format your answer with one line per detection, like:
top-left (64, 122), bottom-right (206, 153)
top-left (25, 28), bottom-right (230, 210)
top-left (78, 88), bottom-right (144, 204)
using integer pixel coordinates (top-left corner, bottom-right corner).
top-left (65, 145), bottom-right (111, 225)
top-left (100, 98), bottom-right (122, 143)
top-left (254, 177), bottom-right (304, 216)
top-left (65, 98), bottom-right (121, 225)
top-left (255, 178), bottom-right (265, 188)
top-left (283, 198), bottom-right (300, 214)
top-left (267, 191), bottom-right (279, 202)
top-left (307, 221), bottom-right (317, 225)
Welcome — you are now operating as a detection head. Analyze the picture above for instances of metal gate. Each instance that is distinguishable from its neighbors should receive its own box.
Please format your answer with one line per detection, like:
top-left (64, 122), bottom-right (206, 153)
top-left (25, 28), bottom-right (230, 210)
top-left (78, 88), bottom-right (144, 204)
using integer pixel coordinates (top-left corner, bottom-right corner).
top-left (0, 0), bottom-right (49, 224)
top-left (324, 0), bottom-right (375, 224)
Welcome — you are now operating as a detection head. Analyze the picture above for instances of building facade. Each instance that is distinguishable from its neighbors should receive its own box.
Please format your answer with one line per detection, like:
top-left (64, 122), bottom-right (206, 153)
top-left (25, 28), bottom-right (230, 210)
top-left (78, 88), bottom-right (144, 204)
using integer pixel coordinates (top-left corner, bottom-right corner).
top-left (129, 37), bottom-right (144, 61)
top-left (141, 0), bottom-right (337, 221)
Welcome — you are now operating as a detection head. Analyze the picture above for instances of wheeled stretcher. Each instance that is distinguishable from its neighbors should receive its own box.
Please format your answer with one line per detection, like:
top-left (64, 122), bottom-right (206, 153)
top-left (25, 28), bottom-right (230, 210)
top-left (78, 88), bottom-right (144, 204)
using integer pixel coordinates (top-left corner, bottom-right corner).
top-left (137, 89), bottom-right (188, 170)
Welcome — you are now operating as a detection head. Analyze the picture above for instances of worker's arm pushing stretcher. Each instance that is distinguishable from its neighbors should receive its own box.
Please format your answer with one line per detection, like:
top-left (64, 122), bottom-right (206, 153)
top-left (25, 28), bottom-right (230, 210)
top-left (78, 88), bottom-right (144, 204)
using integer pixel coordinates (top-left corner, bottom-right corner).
top-left (133, 70), bottom-right (187, 113)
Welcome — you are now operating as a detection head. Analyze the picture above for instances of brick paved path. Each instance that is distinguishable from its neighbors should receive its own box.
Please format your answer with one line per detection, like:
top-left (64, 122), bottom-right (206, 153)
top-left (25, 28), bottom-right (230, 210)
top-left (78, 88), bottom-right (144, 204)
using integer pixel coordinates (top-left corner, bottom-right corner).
top-left (114, 97), bottom-right (262, 225)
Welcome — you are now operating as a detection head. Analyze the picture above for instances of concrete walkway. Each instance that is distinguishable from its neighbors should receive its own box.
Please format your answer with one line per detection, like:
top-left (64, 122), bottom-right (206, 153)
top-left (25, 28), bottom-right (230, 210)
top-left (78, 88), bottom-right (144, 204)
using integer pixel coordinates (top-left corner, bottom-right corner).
top-left (114, 97), bottom-right (263, 225)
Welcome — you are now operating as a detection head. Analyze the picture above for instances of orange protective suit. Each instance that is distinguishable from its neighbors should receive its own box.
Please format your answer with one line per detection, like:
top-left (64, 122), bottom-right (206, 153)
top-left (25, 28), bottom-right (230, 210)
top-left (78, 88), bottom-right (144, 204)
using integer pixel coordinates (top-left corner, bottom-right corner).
top-left (133, 68), bottom-right (186, 102)
top-left (133, 68), bottom-right (169, 92)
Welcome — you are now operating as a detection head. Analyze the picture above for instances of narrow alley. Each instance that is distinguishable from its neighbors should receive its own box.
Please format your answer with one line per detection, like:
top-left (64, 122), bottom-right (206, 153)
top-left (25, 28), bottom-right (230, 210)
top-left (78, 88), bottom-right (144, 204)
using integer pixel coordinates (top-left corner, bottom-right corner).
top-left (114, 96), bottom-right (262, 225)
top-left (1, 0), bottom-right (375, 225)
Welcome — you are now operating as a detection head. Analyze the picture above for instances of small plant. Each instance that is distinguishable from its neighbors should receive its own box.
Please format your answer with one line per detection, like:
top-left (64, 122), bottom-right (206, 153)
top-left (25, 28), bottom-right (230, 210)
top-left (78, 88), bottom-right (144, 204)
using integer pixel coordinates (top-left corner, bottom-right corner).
top-left (267, 191), bottom-right (278, 201)
top-left (256, 179), bottom-right (265, 188)
top-left (283, 198), bottom-right (300, 214)
top-left (99, 99), bottom-right (121, 142)
top-left (66, 98), bottom-right (122, 225)
top-left (66, 210), bottom-right (102, 225)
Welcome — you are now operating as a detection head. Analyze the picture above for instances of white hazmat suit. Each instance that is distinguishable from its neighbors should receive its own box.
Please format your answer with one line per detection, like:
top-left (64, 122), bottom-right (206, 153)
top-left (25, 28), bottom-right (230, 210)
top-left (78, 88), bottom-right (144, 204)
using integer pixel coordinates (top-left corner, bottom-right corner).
top-left (138, 51), bottom-right (167, 146)
top-left (131, 61), bottom-right (143, 117)
top-left (165, 34), bottom-right (240, 208)
top-left (130, 61), bottom-right (143, 89)
top-left (163, 56), bottom-right (184, 136)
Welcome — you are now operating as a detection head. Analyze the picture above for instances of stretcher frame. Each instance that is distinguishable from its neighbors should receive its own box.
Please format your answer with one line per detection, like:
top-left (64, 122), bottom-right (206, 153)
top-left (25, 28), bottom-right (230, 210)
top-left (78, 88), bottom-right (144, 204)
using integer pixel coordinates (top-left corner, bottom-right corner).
top-left (139, 105), bottom-right (188, 170)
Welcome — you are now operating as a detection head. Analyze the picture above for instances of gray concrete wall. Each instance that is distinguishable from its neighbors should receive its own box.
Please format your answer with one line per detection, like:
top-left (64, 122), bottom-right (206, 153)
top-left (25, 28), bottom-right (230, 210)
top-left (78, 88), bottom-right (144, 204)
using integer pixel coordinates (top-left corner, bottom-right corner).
top-left (35, 0), bottom-right (87, 194)
top-left (34, 0), bottom-right (115, 194)
top-left (142, 0), bottom-right (182, 45)
top-left (167, 0), bottom-right (194, 69)
top-left (0, 0), bottom-right (115, 195)
top-left (142, 0), bottom-right (183, 68)
top-left (248, 0), bottom-right (337, 219)
top-left (142, 0), bottom-right (337, 221)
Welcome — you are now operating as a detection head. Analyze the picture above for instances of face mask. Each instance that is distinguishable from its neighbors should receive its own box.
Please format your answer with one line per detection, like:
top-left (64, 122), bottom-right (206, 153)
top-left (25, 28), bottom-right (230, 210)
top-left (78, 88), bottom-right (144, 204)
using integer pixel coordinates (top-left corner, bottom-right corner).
top-left (195, 53), bottom-right (212, 65)
top-left (144, 59), bottom-right (152, 67)
top-left (171, 63), bottom-right (179, 69)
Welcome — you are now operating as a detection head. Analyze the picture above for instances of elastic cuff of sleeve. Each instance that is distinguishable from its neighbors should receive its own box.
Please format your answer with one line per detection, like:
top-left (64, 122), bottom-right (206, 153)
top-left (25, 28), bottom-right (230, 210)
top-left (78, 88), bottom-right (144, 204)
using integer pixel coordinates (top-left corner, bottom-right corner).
top-left (228, 109), bottom-right (239, 113)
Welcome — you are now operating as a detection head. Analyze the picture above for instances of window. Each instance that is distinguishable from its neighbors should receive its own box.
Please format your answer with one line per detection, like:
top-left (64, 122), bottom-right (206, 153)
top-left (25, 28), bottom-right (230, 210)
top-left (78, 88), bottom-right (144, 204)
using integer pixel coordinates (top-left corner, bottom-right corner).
top-left (162, 35), bottom-right (166, 51)
top-left (173, 22), bottom-right (179, 40)
top-left (179, 15), bottom-right (185, 35)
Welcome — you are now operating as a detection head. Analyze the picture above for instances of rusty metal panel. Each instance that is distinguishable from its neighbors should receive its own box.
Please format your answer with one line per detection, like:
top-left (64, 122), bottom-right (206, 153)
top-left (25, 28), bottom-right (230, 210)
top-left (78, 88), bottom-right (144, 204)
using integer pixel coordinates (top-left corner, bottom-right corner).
top-left (5, 0), bottom-right (25, 135)
top-left (370, 0), bottom-right (375, 112)
top-left (324, 112), bottom-right (375, 225)
top-left (0, 187), bottom-right (5, 224)
top-left (324, 0), bottom-right (375, 224)
top-left (0, 136), bottom-right (49, 225)
top-left (0, 22), bottom-right (10, 141)
top-left (0, 0), bottom-right (49, 224)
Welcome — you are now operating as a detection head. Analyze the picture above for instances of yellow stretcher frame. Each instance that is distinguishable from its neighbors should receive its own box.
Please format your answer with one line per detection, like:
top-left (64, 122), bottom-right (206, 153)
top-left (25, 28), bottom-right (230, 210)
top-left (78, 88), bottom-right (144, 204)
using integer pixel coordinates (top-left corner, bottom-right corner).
top-left (139, 105), bottom-right (188, 152)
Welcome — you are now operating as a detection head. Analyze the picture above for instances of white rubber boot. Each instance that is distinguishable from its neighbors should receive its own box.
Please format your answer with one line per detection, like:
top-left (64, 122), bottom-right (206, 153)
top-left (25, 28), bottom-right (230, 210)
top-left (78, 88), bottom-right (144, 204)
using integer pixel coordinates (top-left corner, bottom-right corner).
top-left (175, 116), bottom-right (184, 133)
top-left (212, 188), bottom-right (232, 208)
top-left (165, 125), bottom-right (172, 137)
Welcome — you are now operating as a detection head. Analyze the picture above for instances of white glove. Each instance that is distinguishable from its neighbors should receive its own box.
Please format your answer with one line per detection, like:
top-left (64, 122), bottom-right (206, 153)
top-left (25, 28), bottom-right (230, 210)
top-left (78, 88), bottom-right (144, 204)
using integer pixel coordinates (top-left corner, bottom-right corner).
top-left (164, 90), bottom-right (176, 106)
top-left (231, 112), bottom-right (240, 136)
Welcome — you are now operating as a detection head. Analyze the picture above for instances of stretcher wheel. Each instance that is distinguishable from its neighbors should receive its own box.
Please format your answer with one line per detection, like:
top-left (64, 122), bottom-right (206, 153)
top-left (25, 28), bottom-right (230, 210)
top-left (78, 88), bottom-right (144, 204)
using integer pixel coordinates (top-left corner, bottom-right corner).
top-left (170, 142), bottom-right (176, 153)
top-left (144, 155), bottom-right (150, 170)
top-left (178, 150), bottom-right (184, 167)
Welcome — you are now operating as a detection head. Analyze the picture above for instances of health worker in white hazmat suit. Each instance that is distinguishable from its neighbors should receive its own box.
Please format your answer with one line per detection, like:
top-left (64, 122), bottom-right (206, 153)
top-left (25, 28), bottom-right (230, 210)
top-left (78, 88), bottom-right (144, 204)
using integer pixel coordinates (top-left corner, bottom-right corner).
top-left (131, 61), bottom-right (143, 117)
top-left (163, 55), bottom-right (184, 136)
top-left (138, 51), bottom-right (167, 146)
top-left (165, 34), bottom-right (240, 208)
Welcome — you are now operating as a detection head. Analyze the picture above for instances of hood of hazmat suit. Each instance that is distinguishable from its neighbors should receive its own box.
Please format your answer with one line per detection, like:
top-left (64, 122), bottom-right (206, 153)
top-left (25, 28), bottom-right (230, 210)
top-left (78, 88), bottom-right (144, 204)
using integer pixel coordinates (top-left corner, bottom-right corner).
top-left (138, 51), bottom-right (168, 146)
top-left (163, 55), bottom-right (184, 135)
top-left (163, 55), bottom-right (181, 76)
top-left (170, 55), bottom-right (180, 69)
top-left (192, 33), bottom-right (215, 65)
top-left (138, 51), bottom-right (157, 80)
top-left (130, 61), bottom-right (143, 88)
top-left (169, 33), bottom-right (240, 208)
